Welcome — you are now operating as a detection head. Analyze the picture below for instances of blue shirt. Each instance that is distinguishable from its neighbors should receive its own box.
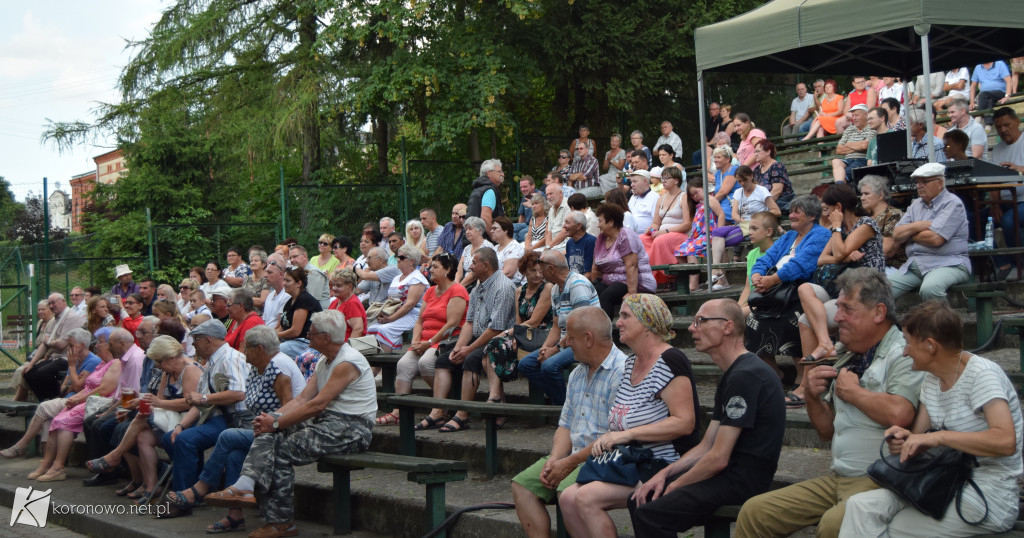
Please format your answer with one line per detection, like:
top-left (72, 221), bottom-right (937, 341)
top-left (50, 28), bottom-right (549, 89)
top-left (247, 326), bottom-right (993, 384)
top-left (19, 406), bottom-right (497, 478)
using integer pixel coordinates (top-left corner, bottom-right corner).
top-left (551, 272), bottom-right (600, 339)
top-left (715, 165), bottom-right (741, 223)
top-left (67, 352), bottom-right (102, 398)
top-left (913, 136), bottom-right (947, 162)
top-left (972, 61), bottom-right (1010, 93)
top-left (518, 194), bottom-right (534, 222)
top-left (565, 233), bottom-right (596, 274)
top-left (560, 347), bottom-right (626, 453)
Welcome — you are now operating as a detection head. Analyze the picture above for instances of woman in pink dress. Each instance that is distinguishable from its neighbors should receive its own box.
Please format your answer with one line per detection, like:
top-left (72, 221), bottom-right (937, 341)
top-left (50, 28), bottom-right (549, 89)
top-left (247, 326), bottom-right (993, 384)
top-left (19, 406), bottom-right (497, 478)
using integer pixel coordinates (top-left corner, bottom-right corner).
top-left (29, 327), bottom-right (121, 482)
top-left (733, 113), bottom-right (767, 168)
top-left (674, 177), bottom-right (727, 292)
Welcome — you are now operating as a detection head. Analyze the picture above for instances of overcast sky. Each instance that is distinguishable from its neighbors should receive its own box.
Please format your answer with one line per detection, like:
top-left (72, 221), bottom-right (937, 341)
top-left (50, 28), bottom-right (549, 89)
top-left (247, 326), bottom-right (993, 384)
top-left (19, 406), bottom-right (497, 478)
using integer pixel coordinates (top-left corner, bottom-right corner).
top-left (0, 1), bottom-right (163, 202)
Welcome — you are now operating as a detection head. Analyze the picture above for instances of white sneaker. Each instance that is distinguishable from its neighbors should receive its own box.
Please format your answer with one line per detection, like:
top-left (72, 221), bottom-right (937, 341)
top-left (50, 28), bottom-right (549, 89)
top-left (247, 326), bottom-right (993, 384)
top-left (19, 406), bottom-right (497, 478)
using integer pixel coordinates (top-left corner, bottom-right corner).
top-left (712, 283), bottom-right (731, 291)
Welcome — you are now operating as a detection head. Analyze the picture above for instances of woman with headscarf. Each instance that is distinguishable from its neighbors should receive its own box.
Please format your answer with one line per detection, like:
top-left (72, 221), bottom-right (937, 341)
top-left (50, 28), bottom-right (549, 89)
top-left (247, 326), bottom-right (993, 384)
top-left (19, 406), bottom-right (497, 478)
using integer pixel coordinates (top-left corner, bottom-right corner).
top-left (559, 294), bottom-right (701, 538)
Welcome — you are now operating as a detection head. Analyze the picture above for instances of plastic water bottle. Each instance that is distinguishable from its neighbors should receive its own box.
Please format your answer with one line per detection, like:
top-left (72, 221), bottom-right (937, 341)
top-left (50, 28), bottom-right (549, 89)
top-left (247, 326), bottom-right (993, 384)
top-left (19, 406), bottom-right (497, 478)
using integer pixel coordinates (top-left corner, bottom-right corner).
top-left (985, 217), bottom-right (994, 249)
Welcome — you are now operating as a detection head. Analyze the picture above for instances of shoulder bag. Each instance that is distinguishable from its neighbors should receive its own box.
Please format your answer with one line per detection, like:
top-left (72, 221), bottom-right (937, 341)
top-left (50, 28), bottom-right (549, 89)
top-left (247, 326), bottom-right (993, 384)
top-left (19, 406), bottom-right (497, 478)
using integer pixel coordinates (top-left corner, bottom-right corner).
top-left (514, 325), bottom-right (549, 353)
top-left (866, 434), bottom-right (987, 523)
top-left (576, 444), bottom-right (662, 487)
top-left (747, 268), bottom-right (803, 318)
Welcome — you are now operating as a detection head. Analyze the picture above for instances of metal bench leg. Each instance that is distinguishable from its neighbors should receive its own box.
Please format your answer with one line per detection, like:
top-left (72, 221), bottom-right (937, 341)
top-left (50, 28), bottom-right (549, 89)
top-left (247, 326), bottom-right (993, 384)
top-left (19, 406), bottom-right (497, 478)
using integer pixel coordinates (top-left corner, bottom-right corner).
top-left (424, 482), bottom-right (447, 538)
top-left (333, 469), bottom-right (353, 534)
top-left (485, 416), bottom-right (498, 479)
top-left (705, 520), bottom-right (732, 538)
top-left (1017, 329), bottom-right (1024, 372)
top-left (976, 297), bottom-right (994, 346)
top-left (381, 365), bottom-right (396, 394)
top-left (398, 406), bottom-right (416, 456)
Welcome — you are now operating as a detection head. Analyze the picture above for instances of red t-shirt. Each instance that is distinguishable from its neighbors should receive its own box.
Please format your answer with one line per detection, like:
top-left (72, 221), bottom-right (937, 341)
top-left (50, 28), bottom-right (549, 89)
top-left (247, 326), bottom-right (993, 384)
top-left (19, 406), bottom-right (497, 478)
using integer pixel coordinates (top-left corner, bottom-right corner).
top-left (419, 284), bottom-right (470, 347)
top-left (121, 314), bottom-right (144, 346)
top-left (225, 312), bottom-right (265, 350)
top-left (329, 294), bottom-right (368, 342)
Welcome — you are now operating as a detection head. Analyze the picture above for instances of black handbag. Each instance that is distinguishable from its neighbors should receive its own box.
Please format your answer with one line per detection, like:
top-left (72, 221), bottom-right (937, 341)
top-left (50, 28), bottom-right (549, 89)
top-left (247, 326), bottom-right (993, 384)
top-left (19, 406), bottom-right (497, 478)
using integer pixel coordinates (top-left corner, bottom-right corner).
top-left (811, 263), bottom-right (850, 299)
top-left (866, 435), bottom-right (988, 523)
top-left (748, 268), bottom-right (802, 318)
top-left (513, 325), bottom-right (549, 353)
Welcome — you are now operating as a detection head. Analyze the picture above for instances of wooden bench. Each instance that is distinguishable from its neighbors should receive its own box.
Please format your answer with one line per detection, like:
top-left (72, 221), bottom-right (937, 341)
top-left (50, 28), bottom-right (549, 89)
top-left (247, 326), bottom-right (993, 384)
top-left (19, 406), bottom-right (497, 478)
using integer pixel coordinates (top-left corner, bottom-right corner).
top-left (999, 319), bottom-right (1024, 371)
top-left (968, 247), bottom-right (1024, 282)
top-left (950, 281), bottom-right (1007, 345)
top-left (366, 352), bottom-right (404, 393)
top-left (0, 400), bottom-right (39, 455)
top-left (651, 262), bottom-right (747, 314)
top-left (317, 451), bottom-right (467, 537)
top-left (386, 394), bottom-right (562, 477)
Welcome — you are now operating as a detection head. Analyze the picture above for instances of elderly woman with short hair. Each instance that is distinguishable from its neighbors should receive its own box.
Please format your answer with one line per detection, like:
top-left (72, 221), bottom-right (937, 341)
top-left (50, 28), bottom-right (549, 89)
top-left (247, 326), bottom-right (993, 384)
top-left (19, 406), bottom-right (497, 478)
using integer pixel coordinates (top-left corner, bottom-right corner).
top-left (166, 326), bottom-right (306, 527)
top-left (225, 289), bottom-right (265, 351)
top-left (222, 247), bottom-right (252, 288)
top-left (1, 328), bottom-right (101, 459)
top-left (243, 249), bottom-right (271, 312)
top-left (857, 175), bottom-right (906, 275)
top-left (592, 203), bottom-right (657, 321)
top-left (29, 327), bottom-right (122, 482)
top-left (366, 243), bottom-right (430, 350)
top-left (84, 335), bottom-right (200, 504)
top-left (177, 278), bottom-right (199, 316)
top-left (490, 216), bottom-right (524, 285)
top-left (456, 216), bottom-right (496, 287)
top-left (328, 268), bottom-right (366, 341)
top-left (745, 194), bottom-right (831, 378)
top-left (841, 301), bottom-right (1023, 537)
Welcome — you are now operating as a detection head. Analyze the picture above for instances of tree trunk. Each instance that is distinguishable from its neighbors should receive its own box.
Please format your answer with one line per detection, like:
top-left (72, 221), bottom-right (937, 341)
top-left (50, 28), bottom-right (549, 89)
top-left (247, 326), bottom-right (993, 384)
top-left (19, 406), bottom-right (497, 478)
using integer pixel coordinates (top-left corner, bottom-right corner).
top-left (469, 127), bottom-right (481, 162)
top-left (374, 116), bottom-right (390, 177)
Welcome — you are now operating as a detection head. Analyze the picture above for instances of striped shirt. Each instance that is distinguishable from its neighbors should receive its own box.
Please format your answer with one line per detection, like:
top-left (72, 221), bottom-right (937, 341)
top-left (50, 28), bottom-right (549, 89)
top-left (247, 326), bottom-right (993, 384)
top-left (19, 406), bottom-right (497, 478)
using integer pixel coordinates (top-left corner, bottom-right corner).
top-left (559, 346), bottom-right (627, 453)
top-left (425, 226), bottom-right (442, 256)
top-left (608, 348), bottom-right (701, 462)
top-left (201, 343), bottom-right (249, 413)
top-left (837, 124), bottom-right (876, 160)
top-left (567, 154), bottom-right (600, 189)
top-left (551, 272), bottom-right (599, 339)
top-left (920, 355), bottom-right (1023, 528)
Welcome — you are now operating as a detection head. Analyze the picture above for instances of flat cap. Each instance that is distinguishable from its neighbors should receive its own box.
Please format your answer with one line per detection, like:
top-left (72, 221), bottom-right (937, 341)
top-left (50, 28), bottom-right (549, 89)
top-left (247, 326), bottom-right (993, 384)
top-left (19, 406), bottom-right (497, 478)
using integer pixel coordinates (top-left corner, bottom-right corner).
top-left (910, 162), bottom-right (946, 178)
top-left (190, 319), bottom-right (227, 339)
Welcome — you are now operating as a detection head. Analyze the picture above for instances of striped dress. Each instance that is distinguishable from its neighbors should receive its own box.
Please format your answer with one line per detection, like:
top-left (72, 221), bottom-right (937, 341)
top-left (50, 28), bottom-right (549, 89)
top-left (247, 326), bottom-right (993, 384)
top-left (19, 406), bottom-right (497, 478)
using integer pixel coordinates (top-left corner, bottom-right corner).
top-left (607, 348), bottom-right (701, 462)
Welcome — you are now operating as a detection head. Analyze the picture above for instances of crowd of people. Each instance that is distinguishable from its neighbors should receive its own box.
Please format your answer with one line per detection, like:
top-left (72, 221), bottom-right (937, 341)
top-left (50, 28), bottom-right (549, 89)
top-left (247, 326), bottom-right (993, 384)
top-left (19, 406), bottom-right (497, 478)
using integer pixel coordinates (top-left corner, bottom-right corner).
top-left (3, 76), bottom-right (1024, 535)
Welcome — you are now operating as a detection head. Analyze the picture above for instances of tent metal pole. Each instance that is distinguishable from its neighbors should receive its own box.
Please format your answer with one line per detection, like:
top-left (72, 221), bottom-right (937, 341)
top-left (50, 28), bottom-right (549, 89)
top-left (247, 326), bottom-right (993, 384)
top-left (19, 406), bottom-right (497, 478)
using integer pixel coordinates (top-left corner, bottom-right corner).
top-left (918, 26), bottom-right (937, 161)
top-left (697, 70), bottom-right (712, 292)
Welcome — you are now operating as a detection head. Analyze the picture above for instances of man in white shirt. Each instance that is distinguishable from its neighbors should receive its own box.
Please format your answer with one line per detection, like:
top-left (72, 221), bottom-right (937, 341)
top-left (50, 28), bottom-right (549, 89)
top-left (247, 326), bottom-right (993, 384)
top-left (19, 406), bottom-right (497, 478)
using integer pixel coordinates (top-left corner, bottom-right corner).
top-left (654, 121), bottom-right (683, 160)
top-left (783, 83), bottom-right (816, 136)
top-left (261, 260), bottom-right (291, 329)
top-left (69, 287), bottom-right (87, 316)
top-left (288, 245), bottom-right (330, 309)
top-left (934, 67), bottom-right (970, 110)
top-left (947, 98), bottom-right (988, 159)
top-left (545, 183), bottom-right (571, 251)
top-left (627, 170), bottom-right (659, 234)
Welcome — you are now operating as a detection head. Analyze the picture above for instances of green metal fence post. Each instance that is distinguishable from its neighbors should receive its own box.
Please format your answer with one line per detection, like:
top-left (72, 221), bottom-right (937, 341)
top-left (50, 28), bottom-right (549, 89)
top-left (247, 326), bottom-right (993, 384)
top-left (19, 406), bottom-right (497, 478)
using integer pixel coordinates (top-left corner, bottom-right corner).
top-left (401, 136), bottom-right (409, 225)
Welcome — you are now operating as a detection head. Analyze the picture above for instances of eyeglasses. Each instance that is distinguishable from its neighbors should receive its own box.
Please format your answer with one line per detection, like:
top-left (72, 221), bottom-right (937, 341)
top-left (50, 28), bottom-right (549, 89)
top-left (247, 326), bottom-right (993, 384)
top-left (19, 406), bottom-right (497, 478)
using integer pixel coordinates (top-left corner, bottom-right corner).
top-left (914, 178), bottom-right (942, 186)
top-left (692, 316), bottom-right (729, 327)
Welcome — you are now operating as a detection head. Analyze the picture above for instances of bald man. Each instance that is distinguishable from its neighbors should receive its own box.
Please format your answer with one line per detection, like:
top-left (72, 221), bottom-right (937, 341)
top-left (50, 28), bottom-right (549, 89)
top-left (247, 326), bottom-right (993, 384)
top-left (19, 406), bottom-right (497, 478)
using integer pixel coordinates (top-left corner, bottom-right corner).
top-left (434, 203), bottom-right (468, 257)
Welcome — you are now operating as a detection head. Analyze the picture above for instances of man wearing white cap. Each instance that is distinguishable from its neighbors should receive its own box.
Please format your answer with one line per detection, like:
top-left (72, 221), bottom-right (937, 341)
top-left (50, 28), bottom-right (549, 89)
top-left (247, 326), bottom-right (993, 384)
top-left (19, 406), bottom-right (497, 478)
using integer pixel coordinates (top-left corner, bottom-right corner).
top-left (110, 264), bottom-right (139, 301)
top-left (890, 162), bottom-right (971, 301)
top-left (627, 170), bottom-right (659, 235)
top-left (831, 104), bottom-right (876, 184)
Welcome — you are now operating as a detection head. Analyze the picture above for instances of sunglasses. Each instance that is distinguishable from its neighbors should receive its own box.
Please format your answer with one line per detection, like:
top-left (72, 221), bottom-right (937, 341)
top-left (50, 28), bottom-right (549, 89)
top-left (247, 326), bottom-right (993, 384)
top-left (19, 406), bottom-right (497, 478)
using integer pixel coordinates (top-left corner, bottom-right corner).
top-left (318, 241), bottom-right (330, 246)
top-left (396, 255), bottom-right (408, 261)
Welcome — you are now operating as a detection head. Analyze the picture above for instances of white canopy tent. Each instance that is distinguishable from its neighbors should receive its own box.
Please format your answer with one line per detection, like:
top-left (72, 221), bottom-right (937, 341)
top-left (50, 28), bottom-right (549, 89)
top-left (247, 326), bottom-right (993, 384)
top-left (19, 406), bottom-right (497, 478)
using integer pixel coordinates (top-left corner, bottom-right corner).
top-left (691, 0), bottom-right (1024, 290)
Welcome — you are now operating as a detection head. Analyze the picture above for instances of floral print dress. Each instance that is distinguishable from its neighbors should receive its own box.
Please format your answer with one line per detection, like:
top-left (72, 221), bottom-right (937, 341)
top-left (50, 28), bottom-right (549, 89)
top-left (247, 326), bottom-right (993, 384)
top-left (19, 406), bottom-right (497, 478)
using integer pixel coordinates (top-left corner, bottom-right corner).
top-left (674, 203), bottom-right (715, 257)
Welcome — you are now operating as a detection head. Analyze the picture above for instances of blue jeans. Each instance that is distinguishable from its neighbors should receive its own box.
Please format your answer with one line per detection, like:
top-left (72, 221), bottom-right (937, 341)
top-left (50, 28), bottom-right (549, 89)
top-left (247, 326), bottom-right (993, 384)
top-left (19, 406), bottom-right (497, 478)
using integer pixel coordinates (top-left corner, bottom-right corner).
top-left (996, 201), bottom-right (1024, 267)
top-left (518, 347), bottom-right (575, 405)
top-left (279, 338), bottom-right (309, 359)
top-left (843, 158), bottom-right (867, 181)
top-left (514, 222), bottom-right (529, 242)
top-left (797, 119), bottom-right (812, 133)
top-left (198, 427), bottom-right (254, 489)
top-left (161, 414), bottom-right (227, 490)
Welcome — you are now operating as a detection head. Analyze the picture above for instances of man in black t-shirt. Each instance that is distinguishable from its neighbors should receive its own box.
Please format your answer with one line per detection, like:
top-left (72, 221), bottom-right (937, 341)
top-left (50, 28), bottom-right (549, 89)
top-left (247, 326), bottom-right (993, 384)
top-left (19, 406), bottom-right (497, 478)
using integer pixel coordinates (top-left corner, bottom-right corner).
top-left (627, 299), bottom-right (785, 538)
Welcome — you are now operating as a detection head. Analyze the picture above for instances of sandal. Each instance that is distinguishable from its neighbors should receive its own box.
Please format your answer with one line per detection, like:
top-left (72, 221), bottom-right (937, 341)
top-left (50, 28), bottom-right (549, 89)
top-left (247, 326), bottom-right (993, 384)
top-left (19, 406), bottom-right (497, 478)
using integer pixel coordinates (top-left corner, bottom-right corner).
top-left (86, 456), bottom-right (117, 473)
top-left (205, 486), bottom-right (257, 508)
top-left (207, 515), bottom-right (246, 534)
top-left (0, 446), bottom-right (25, 459)
top-left (414, 416), bottom-right (445, 431)
top-left (168, 485), bottom-right (205, 510)
top-left (374, 412), bottom-right (399, 426)
top-left (785, 391), bottom-right (806, 408)
top-left (438, 415), bottom-right (470, 433)
top-left (798, 345), bottom-right (838, 365)
top-left (116, 481), bottom-right (142, 497)
top-left (133, 488), bottom-right (161, 506)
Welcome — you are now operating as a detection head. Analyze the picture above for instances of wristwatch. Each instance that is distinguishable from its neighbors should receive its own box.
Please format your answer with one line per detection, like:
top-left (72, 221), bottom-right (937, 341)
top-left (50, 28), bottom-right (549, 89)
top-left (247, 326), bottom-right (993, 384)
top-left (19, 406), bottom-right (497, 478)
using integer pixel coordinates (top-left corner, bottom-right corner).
top-left (271, 412), bottom-right (283, 431)
top-left (832, 227), bottom-right (842, 233)
top-left (200, 394), bottom-right (208, 405)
